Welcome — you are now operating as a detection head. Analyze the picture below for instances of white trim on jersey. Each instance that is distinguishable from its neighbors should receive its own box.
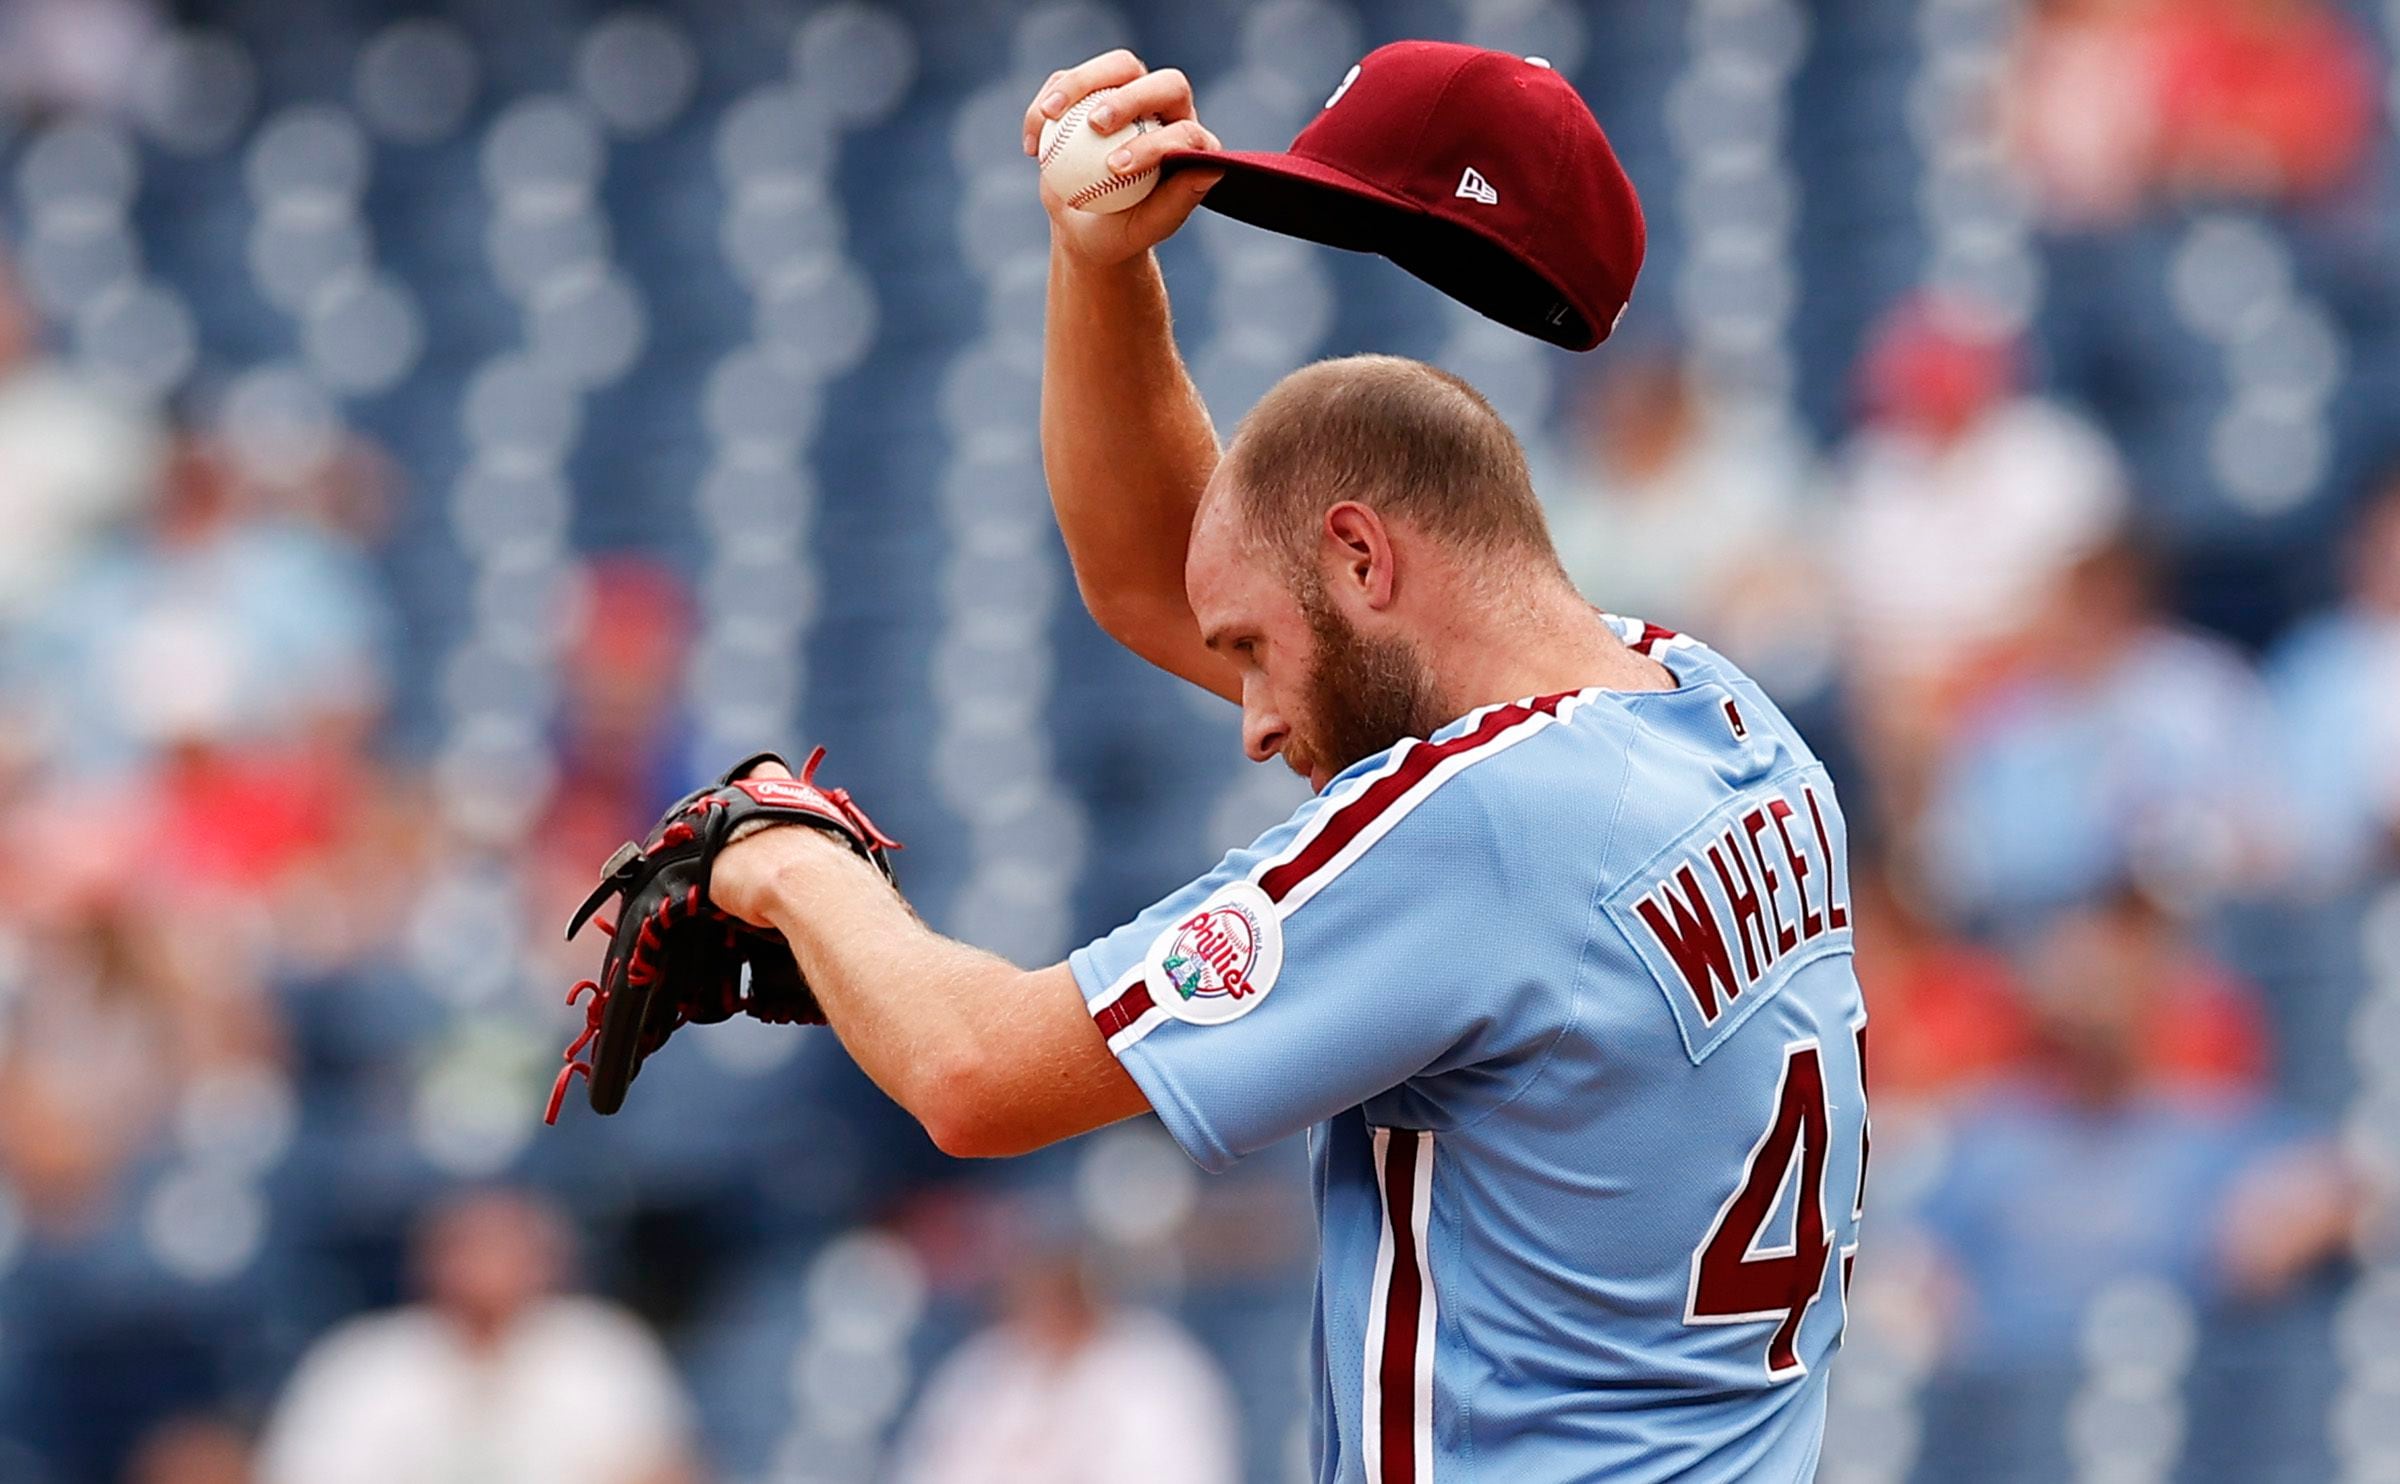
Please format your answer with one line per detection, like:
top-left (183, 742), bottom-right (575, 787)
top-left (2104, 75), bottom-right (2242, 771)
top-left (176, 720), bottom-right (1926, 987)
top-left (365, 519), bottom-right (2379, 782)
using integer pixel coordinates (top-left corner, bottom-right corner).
top-left (1362, 1130), bottom-right (1400, 1484)
top-left (1599, 611), bottom-right (1701, 661)
top-left (1261, 694), bottom-right (1587, 920)
top-left (1408, 1133), bottom-right (1438, 1484)
top-left (1085, 692), bottom-right (1590, 1055)
top-left (1364, 1126), bottom-right (1437, 1484)
top-left (1089, 962), bottom-right (1161, 1054)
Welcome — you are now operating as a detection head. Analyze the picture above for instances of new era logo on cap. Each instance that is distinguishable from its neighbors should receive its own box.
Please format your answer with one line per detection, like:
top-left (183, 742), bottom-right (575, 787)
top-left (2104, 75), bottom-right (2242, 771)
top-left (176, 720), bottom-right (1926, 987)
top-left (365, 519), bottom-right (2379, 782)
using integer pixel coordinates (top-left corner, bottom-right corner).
top-left (1455, 167), bottom-right (1497, 206)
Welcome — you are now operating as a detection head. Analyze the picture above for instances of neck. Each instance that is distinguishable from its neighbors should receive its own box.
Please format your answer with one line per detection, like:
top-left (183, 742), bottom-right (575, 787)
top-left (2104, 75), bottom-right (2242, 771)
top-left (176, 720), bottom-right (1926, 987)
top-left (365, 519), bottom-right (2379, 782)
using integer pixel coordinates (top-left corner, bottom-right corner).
top-left (447, 1310), bottom-right (512, 1354)
top-left (1424, 578), bottom-right (1674, 716)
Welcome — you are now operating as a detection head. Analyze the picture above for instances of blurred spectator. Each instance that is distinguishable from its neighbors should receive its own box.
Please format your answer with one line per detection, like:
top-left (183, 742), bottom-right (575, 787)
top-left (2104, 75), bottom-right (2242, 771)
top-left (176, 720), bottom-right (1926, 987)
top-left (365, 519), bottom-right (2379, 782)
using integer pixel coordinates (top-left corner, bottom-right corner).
top-left (538, 558), bottom-right (694, 853)
top-left (1857, 867), bottom-right (2268, 1136)
top-left (2005, 0), bottom-right (2165, 228)
top-left (1544, 352), bottom-right (1824, 683)
top-left (2148, 0), bottom-right (2376, 205)
top-left (891, 1247), bottom-right (1239, 1484)
top-left (0, 895), bottom-right (281, 1234)
top-left (1827, 295), bottom-right (2126, 811)
top-left (2005, 0), bottom-right (2374, 223)
top-left (2063, 890), bottom-right (2269, 1095)
top-left (256, 1190), bottom-right (699, 1484)
top-left (2271, 474), bottom-right (2400, 888)
top-left (1849, 852), bottom-right (2030, 1123)
top-left (12, 433), bottom-right (391, 780)
top-left (125, 1416), bottom-right (254, 1484)
top-left (523, 557), bottom-right (698, 963)
top-left (1921, 534), bottom-right (2285, 923)
top-left (1891, 899), bottom-right (2353, 1483)
top-left (0, 259), bottom-right (163, 627)
top-left (0, 0), bottom-right (158, 120)
top-left (1902, 900), bottom-right (2349, 1372)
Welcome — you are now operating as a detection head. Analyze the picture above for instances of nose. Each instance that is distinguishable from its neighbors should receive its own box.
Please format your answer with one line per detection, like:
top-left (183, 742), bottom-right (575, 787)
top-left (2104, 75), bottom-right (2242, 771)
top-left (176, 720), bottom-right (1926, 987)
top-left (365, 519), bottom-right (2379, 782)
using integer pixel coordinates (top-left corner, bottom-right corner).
top-left (1241, 683), bottom-right (1288, 766)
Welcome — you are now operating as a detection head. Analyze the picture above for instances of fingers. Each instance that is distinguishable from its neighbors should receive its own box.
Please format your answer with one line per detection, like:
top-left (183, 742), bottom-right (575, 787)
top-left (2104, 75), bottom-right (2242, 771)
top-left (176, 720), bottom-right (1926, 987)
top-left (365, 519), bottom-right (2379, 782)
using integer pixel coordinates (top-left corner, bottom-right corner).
top-left (1106, 117), bottom-right (1220, 181)
top-left (1022, 48), bottom-right (1147, 155)
top-left (1083, 67), bottom-right (1196, 134)
top-left (1116, 164), bottom-right (1223, 240)
top-left (746, 758), bottom-right (793, 780)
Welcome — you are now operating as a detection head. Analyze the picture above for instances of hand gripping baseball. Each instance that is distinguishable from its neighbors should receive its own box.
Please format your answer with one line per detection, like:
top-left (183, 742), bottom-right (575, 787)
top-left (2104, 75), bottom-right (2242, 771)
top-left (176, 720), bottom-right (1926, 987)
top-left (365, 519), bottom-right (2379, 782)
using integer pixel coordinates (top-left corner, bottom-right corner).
top-left (544, 748), bottom-right (900, 1122)
top-left (1024, 51), bottom-right (1224, 266)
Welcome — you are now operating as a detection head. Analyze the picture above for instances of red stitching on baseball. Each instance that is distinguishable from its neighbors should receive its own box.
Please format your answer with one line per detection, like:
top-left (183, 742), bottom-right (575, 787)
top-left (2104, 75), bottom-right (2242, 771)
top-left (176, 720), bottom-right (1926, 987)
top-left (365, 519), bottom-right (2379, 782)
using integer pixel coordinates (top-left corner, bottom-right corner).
top-left (1040, 90), bottom-right (1104, 170)
top-left (1068, 167), bottom-right (1156, 208)
top-left (1044, 90), bottom-right (1156, 210)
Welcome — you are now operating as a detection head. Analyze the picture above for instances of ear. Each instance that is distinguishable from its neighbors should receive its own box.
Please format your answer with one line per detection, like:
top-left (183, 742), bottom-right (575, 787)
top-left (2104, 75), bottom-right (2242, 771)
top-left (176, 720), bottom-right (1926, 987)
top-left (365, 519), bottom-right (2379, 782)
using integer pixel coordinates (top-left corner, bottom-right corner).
top-left (1322, 502), bottom-right (1398, 609)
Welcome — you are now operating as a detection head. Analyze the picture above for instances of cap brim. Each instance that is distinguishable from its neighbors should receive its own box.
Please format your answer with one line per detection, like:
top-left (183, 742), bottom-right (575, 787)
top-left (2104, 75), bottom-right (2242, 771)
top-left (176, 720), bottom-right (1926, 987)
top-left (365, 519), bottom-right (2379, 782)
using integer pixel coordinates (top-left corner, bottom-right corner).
top-left (1162, 147), bottom-right (1603, 350)
top-left (1162, 147), bottom-right (1421, 253)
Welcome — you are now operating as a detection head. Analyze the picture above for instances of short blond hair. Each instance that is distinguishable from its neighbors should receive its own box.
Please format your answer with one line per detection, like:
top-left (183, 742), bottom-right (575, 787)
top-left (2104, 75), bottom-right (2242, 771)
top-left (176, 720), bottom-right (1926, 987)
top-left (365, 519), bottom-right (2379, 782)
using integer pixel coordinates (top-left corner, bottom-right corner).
top-left (1220, 355), bottom-right (1560, 572)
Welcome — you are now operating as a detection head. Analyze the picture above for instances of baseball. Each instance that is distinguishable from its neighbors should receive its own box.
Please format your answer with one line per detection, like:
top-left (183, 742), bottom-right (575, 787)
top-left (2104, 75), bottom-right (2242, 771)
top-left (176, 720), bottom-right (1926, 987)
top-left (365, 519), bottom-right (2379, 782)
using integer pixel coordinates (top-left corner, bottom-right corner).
top-left (1038, 87), bottom-right (1162, 215)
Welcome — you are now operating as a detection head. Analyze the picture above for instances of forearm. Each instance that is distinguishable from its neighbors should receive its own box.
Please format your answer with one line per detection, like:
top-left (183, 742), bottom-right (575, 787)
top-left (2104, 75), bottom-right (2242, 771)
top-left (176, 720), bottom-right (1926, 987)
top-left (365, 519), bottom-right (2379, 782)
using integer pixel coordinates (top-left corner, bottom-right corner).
top-left (754, 835), bottom-right (1006, 1108)
top-left (1043, 244), bottom-right (1235, 698)
top-left (752, 831), bottom-right (1144, 1155)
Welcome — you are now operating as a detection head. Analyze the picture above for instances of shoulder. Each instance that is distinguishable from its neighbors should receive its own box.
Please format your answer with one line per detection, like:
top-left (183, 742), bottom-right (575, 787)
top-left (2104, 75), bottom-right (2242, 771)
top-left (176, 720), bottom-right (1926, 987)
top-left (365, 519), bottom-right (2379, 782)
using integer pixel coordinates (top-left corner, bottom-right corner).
top-left (2268, 611), bottom-right (2368, 686)
top-left (513, 1300), bottom-right (692, 1431)
top-left (915, 1327), bottom-right (1023, 1408)
top-left (1985, 396), bottom-right (2119, 466)
top-left (1091, 1312), bottom-right (1236, 1415)
top-left (1262, 691), bottom-right (1632, 914)
top-left (283, 1310), bottom-right (444, 1391)
top-left (522, 1296), bottom-right (675, 1364)
top-left (1929, 1083), bottom-right (2058, 1164)
top-left (1098, 1310), bottom-right (1228, 1377)
top-left (2130, 623), bottom-right (2255, 682)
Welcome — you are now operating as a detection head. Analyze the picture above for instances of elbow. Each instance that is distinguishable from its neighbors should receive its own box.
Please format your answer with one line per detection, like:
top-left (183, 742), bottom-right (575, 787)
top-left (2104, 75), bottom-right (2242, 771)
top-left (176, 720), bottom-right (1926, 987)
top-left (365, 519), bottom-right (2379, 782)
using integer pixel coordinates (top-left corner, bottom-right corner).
top-left (1073, 577), bottom-right (1142, 651)
top-left (910, 1047), bottom-right (1032, 1161)
top-left (924, 1118), bottom-right (1020, 1162)
top-left (1076, 578), bottom-right (1179, 661)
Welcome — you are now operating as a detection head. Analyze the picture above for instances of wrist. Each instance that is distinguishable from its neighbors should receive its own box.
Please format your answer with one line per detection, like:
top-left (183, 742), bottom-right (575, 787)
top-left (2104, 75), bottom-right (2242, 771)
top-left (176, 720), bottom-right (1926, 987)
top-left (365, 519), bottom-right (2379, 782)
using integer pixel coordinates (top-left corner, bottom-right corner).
top-left (710, 822), bottom-right (870, 932)
top-left (761, 827), bottom-right (880, 917)
top-left (1050, 226), bottom-right (1155, 278)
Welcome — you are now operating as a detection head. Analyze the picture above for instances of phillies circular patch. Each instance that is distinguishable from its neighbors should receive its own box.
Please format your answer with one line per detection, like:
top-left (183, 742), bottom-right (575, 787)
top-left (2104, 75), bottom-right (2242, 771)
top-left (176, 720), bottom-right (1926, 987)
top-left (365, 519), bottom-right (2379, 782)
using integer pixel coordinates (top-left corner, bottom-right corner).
top-left (1143, 880), bottom-right (1283, 1026)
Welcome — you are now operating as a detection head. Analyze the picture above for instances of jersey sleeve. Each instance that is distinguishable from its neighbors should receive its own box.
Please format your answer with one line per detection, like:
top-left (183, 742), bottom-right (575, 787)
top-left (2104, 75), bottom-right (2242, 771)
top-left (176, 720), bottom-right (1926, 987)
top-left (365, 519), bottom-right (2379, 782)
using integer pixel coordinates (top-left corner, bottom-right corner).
top-left (1070, 701), bottom-right (1601, 1173)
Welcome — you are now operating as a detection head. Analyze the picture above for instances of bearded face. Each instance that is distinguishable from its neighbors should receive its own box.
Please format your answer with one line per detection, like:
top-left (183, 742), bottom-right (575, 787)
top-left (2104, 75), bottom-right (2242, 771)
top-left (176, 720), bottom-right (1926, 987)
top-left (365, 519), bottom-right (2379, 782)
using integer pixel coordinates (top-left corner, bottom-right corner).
top-left (1287, 571), bottom-right (1450, 785)
top-left (1183, 479), bottom-right (1462, 792)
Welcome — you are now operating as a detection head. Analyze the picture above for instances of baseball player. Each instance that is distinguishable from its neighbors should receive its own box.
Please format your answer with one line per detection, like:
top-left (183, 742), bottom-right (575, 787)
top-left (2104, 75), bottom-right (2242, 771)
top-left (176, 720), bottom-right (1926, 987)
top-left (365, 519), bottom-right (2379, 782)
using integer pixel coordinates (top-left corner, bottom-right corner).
top-left (568, 46), bottom-right (1867, 1484)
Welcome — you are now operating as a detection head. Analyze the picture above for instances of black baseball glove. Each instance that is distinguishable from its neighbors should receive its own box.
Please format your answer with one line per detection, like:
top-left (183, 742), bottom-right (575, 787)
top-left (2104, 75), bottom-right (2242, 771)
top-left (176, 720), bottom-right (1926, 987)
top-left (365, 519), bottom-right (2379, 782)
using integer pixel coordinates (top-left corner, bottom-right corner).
top-left (544, 747), bottom-right (899, 1123)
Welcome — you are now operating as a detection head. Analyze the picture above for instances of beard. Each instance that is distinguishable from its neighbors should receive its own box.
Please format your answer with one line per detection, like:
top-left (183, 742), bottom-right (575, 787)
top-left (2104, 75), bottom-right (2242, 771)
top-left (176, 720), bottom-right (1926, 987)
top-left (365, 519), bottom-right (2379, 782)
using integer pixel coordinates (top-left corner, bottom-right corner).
top-left (1289, 578), bottom-right (1448, 783)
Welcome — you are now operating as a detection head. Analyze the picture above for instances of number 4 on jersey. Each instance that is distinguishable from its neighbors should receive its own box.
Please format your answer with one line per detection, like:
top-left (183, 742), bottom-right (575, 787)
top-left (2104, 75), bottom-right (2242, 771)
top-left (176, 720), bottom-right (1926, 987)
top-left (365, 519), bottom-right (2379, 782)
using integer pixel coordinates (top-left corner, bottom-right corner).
top-left (1685, 1039), bottom-right (1859, 1380)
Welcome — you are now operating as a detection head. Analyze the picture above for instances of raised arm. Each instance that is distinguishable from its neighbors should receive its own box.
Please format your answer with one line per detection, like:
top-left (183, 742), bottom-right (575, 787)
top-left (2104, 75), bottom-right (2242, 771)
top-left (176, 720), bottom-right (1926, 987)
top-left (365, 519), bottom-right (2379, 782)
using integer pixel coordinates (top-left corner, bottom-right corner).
top-left (1026, 54), bottom-right (1239, 703)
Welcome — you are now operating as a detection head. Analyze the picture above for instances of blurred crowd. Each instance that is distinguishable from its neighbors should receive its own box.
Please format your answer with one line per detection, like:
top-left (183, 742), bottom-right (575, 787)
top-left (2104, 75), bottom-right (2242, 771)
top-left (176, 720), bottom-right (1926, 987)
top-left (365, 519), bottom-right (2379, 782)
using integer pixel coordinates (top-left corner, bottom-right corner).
top-left (0, 0), bottom-right (2396, 1481)
top-left (2009, 0), bottom-right (2380, 223)
top-left (0, 261), bottom-right (1274, 1484)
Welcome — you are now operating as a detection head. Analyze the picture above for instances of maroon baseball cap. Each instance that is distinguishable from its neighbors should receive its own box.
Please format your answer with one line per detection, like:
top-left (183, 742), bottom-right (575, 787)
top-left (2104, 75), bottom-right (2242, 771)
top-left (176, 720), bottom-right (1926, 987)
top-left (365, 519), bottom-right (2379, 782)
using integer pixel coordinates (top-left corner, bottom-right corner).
top-left (1164, 42), bottom-right (1645, 351)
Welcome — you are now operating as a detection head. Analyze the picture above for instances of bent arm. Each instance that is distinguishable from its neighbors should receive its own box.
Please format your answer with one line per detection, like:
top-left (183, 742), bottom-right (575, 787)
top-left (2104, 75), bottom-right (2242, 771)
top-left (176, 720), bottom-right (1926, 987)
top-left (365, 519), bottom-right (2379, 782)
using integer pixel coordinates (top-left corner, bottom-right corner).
top-left (749, 828), bottom-right (1149, 1157)
top-left (1043, 247), bottom-right (1236, 702)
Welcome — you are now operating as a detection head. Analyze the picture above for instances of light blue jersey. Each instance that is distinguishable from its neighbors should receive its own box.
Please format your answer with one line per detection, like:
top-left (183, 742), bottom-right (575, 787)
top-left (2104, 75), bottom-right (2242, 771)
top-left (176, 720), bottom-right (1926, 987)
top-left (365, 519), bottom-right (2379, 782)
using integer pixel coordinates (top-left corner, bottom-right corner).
top-left (1070, 617), bottom-right (1868, 1484)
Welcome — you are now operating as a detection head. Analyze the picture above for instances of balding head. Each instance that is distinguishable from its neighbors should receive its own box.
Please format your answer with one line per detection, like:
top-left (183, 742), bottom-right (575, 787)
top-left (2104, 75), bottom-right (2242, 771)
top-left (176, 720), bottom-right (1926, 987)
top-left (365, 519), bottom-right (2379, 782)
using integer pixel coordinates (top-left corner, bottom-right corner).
top-left (1184, 357), bottom-right (1583, 790)
top-left (1213, 355), bottom-right (1561, 580)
